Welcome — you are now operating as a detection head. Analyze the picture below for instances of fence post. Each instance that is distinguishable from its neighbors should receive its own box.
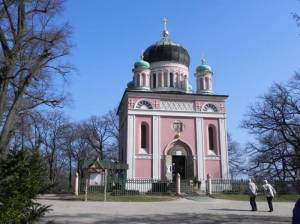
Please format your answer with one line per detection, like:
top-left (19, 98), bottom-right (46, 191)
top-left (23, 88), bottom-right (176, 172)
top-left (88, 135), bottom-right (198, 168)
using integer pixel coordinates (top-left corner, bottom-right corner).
top-left (176, 173), bottom-right (181, 195)
top-left (190, 179), bottom-right (194, 193)
top-left (206, 174), bottom-right (212, 195)
top-left (104, 169), bottom-right (108, 202)
top-left (74, 172), bottom-right (79, 196)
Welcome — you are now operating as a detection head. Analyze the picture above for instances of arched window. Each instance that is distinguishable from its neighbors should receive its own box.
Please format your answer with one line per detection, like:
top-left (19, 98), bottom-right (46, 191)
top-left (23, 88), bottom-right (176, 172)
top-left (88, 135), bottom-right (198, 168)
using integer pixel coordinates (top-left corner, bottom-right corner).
top-left (153, 73), bottom-right (157, 88)
top-left (205, 77), bottom-right (209, 90)
top-left (208, 126), bottom-right (214, 150)
top-left (170, 73), bottom-right (174, 87)
top-left (199, 78), bottom-right (204, 90)
top-left (164, 72), bottom-right (168, 87)
top-left (135, 100), bottom-right (153, 109)
top-left (141, 124), bottom-right (147, 149)
top-left (142, 73), bottom-right (146, 86)
top-left (176, 73), bottom-right (180, 88)
top-left (202, 103), bottom-right (218, 112)
top-left (136, 74), bottom-right (141, 87)
top-left (158, 73), bottom-right (162, 87)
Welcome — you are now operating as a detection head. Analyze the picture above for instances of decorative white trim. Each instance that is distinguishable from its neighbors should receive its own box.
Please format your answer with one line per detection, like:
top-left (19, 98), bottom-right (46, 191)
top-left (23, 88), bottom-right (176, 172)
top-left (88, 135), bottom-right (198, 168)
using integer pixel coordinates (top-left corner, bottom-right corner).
top-left (135, 154), bottom-right (153, 160)
top-left (208, 149), bottom-right (217, 156)
top-left (150, 61), bottom-right (188, 71)
top-left (219, 118), bottom-right (229, 179)
top-left (196, 118), bottom-right (205, 181)
top-left (126, 91), bottom-right (228, 102)
top-left (128, 110), bottom-right (226, 118)
top-left (205, 155), bottom-right (221, 160)
top-left (160, 101), bottom-right (194, 112)
top-left (152, 116), bottom-right (160, 179)
top-left (126, 115), bottom-right (135, 178)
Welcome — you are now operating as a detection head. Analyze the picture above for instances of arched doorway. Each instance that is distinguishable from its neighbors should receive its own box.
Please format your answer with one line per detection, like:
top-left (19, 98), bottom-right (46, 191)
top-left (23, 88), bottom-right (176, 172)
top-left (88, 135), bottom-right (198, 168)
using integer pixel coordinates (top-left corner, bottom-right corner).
top-left (165, 141), bottom-right (194, 181)
top-left (170, 145), bottom-right (187, 181)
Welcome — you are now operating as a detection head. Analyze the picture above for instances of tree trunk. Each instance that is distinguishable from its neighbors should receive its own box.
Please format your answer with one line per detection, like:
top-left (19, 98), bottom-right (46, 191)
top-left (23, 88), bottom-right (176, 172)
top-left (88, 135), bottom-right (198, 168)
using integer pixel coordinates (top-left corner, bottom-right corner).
top-left (68, 152), bottom-right (72, 191)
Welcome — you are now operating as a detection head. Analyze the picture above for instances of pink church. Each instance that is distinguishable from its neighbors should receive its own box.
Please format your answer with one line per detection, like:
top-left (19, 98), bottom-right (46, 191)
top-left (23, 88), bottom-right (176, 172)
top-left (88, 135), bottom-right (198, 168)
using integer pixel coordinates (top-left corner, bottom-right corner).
top-left (117, 22), bottom-right (229, 183)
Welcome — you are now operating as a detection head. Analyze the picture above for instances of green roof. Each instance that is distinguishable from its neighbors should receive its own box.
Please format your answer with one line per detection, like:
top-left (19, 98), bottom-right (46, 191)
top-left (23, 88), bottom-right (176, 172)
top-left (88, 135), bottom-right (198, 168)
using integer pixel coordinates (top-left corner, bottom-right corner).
top-left (196, 64), bottom-right (212, 73)
top-left (83, 158), bottom-right (128, 170)
top-left (196, 58), bottom-right (213, 73)
top-left (127, 80), bottom-right (134, 88)
top-left (134, 59), bottom-right (150, 69)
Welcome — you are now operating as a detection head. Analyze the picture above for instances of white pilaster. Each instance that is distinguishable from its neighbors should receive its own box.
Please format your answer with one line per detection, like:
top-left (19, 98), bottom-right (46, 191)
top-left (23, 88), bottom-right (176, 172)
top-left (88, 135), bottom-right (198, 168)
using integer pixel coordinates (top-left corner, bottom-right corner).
top-left (152, 115), bottom-right (160, 179)
top-left (219, 118), bottom-right (229, 179)
top-left (196, 117), bottom-right (205, 182)
top-left (160, 72), bottom-right (164, 87)
top-left (166, 72), bottom-right (170, 87)
top-left (127, 115), bottom-right (135, 178)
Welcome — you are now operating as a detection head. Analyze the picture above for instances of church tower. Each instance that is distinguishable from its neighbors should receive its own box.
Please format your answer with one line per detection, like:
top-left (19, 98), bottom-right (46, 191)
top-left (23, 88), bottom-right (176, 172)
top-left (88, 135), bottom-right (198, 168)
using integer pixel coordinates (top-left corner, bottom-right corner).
top-left (195, 58), bottom-right (214, 94)
top-left (118, 19), bottom-right (229, 183)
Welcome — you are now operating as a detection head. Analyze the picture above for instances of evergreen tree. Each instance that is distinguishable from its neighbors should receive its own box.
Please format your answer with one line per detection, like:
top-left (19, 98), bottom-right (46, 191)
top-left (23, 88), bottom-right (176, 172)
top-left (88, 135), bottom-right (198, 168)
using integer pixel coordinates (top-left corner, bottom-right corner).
top-left (0, 151), bottom-right (51, 223)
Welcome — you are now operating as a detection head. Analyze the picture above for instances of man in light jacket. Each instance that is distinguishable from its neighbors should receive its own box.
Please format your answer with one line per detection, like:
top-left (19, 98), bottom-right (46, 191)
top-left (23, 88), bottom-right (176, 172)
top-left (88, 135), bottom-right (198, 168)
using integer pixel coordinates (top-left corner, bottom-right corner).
top-left (247, 179), bottom-right (258, 211)
top-left (262, 180), bottom-right (276, 212)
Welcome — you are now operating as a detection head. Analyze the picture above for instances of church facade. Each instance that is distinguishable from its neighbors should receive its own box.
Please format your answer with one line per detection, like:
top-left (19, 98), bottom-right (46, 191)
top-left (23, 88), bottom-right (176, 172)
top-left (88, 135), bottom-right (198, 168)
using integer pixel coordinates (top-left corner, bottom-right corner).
top-left (117, 22), bottom-right (229, 182)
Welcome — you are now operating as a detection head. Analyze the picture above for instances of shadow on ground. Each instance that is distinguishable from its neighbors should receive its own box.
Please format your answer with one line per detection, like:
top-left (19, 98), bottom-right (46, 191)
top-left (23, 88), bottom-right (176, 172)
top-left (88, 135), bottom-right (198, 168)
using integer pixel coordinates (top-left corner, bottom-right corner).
top-left (43, 212), bottom-right (291, 224)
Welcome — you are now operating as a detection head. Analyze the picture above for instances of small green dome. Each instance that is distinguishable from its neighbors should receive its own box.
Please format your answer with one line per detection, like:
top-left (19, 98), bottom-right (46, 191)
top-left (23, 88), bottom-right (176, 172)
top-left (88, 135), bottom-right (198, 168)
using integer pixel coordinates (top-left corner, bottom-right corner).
top-left (196, 58), bottom-right (212, 73)
top-left (127, 80), bottom-right (134, 88)
top-left (134, 59), bottom-right (150, 69)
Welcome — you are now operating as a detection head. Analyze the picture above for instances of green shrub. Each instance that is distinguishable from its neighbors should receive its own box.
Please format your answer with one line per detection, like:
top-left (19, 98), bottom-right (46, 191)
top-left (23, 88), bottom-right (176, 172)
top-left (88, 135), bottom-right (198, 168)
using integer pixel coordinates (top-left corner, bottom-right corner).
top-left (0, 150), bottom-right (51, 223)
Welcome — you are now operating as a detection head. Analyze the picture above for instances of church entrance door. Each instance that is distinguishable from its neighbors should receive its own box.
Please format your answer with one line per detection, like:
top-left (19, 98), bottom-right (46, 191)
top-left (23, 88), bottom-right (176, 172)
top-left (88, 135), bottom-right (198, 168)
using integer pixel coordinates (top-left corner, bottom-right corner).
top-left (172, 155), bottom-right (186, 181)
top-left (165, 141), bottom-right (193, 182)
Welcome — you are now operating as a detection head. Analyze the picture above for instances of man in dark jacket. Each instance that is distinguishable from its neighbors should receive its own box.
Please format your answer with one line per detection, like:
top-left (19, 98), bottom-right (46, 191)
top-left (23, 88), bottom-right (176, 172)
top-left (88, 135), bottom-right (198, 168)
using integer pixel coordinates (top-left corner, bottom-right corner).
top-left (292, 177), bottom-right (300, 224)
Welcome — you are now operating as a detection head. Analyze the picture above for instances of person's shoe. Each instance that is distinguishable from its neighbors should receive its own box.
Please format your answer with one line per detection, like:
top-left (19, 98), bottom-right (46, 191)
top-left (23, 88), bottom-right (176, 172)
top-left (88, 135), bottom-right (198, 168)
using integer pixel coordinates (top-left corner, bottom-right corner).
top-left (268, 210), bottom-right (273, 212)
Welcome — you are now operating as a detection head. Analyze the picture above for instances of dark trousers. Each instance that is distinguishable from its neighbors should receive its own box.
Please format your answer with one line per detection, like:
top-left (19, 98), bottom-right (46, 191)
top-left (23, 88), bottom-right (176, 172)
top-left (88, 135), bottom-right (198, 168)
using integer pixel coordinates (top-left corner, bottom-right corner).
top-left (250, 196), bottom-right (257, 211)
top-left (267, 197), bottom-right (273, 211)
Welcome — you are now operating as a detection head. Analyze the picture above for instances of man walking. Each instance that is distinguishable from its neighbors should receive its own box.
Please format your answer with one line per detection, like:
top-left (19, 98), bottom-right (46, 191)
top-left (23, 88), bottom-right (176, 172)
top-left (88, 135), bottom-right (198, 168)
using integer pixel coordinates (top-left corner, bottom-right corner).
top-left (262, 180), bottom-right (276, 212)
top-left (247, 179), bottom-right (258, 211)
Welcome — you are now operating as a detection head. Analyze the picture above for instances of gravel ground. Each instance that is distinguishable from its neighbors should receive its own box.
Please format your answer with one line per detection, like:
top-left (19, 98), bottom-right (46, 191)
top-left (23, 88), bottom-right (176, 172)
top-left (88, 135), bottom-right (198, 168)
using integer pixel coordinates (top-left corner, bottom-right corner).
top-left (39, 197), bottom-right (294, 224)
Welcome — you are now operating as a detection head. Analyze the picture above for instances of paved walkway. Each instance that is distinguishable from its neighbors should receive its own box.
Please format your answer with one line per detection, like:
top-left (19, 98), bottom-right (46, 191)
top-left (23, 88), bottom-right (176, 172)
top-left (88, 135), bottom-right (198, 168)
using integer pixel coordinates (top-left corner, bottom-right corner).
top-left (40, 197), bottom-right (294, 224)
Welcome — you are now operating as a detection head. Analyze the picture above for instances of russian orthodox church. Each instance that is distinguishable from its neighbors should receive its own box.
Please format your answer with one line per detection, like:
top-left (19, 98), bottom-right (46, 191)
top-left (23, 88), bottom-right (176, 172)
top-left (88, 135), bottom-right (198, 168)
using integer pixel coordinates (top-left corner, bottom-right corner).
top-left (117, 20), bottom-right (229, 183)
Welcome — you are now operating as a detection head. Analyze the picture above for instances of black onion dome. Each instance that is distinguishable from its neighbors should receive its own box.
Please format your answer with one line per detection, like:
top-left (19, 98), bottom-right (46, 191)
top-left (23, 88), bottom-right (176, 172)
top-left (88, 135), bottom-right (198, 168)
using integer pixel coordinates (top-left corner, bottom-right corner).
top-left (143, 40), bottom-right (190, 67)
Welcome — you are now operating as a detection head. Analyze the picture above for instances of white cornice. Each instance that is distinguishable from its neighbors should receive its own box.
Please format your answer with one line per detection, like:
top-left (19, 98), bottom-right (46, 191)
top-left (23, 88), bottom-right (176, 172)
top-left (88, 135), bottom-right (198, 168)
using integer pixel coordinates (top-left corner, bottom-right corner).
top-left (150, 61), bottom-right (188, 70)
top-left (128, 110), bottom-right (226, 118)
top-left (125, 91), bottom-right (228, 101)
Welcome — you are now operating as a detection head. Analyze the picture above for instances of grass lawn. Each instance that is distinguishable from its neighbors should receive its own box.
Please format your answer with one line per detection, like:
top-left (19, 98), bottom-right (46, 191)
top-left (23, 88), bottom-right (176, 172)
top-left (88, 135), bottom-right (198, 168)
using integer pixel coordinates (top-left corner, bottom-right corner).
top-left (211, 193), bottom-right (299, 202)
top-left (73, 193), bottom-right (177, 202)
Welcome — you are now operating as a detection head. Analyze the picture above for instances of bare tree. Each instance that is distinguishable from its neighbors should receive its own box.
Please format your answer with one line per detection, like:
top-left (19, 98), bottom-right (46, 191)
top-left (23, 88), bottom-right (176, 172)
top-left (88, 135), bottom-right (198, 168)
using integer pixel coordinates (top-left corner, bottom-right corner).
top-left (71, 124), bottom-right (94, 177)
top-left (227, 133), bottom-right (244, 178)
top-left (60, 122), bottom-right (95, 189)
top-left (242, 75), bottom-right (300, 180)
top-left (245, 133), bottom-right (296, 180)
top-left (40, 111), bottom-right (68, 184)
top-left (0, 0), bottom-right (72, 156)
top-left (103, 108), bottom-right (119, 160)
top-left (82, 115), bottom-right (112, 159)
top-left (9, 110), bottom-right (43, 152)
